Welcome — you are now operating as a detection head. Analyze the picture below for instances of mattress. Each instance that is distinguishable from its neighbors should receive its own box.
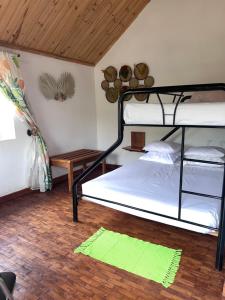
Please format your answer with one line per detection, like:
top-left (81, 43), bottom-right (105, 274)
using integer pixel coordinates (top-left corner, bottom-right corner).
top-left (124, 102), bottom-right (225, 126)
top-left (82, 160), bottom-right (224, 233)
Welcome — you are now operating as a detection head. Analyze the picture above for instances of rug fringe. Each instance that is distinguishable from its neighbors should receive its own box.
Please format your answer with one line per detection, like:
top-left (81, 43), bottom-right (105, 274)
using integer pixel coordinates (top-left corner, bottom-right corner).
top-left (74, 227), bottom-right (106, 254)
top-left (162, 250), bottom-right (182, 288)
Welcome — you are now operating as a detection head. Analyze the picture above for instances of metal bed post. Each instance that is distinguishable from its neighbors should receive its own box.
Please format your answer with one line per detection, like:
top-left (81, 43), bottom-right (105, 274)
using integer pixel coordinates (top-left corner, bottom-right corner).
top-left (72, 92), bottom-right (125, 222)
top-left (178, 127), bottom-right (185, 220)
top-left (160, 127), bottom-right (180, 141)
top-left (73, 184), bottom-right (78, 222)
top-left (216, 164), bottom-right (225, 270)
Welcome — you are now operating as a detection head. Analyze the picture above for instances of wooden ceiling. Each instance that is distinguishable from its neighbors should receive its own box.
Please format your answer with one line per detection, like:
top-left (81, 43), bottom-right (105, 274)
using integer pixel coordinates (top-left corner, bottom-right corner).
top-left (0, 0), bottom-right (150, 66)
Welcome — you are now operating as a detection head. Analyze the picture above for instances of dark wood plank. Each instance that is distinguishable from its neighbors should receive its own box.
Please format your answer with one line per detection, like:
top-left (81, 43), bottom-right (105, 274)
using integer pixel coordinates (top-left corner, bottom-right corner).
top-left (0, 176), bottom-right (224, 299)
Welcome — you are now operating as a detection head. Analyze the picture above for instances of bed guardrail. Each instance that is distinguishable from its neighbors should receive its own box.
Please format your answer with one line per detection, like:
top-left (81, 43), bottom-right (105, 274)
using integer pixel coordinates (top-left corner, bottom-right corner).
top-left (72, 82), bottom-right (225, 271)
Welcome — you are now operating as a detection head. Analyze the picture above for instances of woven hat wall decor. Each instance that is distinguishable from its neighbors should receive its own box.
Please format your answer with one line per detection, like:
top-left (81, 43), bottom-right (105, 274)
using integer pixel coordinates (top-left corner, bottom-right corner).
top-left (39, 72), bottom-right (75, 101)
top-left (101, 63), bottom-right (154, 103)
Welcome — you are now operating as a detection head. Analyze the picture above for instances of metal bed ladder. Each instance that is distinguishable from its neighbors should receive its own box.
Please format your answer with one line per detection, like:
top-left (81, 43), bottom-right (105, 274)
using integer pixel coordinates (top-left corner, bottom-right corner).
top-left (179, 127), bottom-right (225, 270)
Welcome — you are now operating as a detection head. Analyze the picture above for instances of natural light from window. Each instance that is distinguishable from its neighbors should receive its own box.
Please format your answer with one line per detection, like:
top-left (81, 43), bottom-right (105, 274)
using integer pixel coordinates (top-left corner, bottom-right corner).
top-left (0, 93), bottom-right (16, 141)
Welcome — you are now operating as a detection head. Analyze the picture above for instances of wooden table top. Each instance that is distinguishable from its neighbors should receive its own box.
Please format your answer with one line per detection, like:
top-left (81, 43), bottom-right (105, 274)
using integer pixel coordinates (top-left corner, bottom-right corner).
top-left (50, 149), bottom-right (103, 164)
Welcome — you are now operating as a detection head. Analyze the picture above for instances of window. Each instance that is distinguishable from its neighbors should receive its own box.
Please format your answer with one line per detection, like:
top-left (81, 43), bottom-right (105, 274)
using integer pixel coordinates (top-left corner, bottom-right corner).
top-left (0, 94), bottom-right (15, 141)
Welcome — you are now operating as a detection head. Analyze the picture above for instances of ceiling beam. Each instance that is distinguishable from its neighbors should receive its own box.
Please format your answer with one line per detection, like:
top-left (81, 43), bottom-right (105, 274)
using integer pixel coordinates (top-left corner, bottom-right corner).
top-left (0, 40), bottom-right (94, 67)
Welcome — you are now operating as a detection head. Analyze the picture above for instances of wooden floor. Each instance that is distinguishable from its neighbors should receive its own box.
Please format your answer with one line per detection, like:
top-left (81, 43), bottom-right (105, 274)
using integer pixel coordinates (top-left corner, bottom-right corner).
top-left (0, 181), bottom-right (225, 299)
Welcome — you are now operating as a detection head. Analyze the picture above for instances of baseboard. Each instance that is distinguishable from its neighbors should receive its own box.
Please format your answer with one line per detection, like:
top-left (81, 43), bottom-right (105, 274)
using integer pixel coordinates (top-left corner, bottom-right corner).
top-left (0, 163), bottom-right (120, 202)
top-left (0, 188), bottom-right (37, 203)
top-left (106, 163), bottom-right (120, 171)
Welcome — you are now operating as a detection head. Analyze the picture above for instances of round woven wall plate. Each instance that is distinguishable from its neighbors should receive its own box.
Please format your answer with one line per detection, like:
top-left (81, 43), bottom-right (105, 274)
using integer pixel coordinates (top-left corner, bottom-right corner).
top-left (119, 65), bottom-right (132, 82)
top-left (120, 86), bottom-right (132, 101)
top-left (134, 63), bottom-right (149, 80)
top-left (106, 87), bottom-right (119, 103)
top-left (129, 77), bottom-right (139, 89)
top-left (134, 85), bottom-right (148, 101)
top-left (103, 66), bottom-right (117, 82)
top-left (144, 76), bottom-right (155, 87)
top-left (114, 79), bottom-right (122, 89)
top-left (101, 80), bottom-right (109, 90)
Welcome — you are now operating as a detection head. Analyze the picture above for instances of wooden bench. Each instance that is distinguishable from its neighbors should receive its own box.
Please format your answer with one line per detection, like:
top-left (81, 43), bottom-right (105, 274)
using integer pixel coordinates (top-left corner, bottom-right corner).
top-left (50, 149), bottom-right (106, 192)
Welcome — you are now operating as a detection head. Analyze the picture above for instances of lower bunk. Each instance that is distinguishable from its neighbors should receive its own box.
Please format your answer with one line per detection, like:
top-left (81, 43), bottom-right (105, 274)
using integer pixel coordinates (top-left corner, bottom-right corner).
top-left (82, 158), bottom-right (223, 234)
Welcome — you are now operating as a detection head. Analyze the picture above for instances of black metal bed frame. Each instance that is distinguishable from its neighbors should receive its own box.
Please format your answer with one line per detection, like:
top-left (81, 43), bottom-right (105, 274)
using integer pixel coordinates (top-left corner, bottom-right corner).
top-left (72, 83), bottom-right (225, 271)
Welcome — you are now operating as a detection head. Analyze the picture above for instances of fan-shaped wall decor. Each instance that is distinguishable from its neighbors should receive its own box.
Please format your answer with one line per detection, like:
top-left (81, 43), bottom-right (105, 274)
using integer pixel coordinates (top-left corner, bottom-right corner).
top-left (39, 72), bottom-right (75, 101)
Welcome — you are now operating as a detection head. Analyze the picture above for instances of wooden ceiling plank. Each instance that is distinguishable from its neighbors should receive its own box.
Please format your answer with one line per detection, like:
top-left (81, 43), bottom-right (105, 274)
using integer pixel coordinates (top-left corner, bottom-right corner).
top-left (59, 0), bottom-right (126, 60)
top-left (0, 0), bottom-right (150, 65)
top-left (52, 1), bottom-right (92, 56)
top-left (0, 0), bottom-right (14, 35)
top-left (21, 0), bottom-right (66, 48)
top-left (37, 0), bottom-right (89, 53)
top-left (39, 0), bottom-right (85, 52)
top-left (87, 0), bottom-right (150, 63)
top-left (9, 0), bottom-right (34, 43)
top-left (78, 0), bottom-right (133, 60)
top-left (96, 1), bottom-right (146, 46)
top-left (0, 0), bottom-right (28, 40)
top-left (56, 0), bottom-right (149, 63)
top-left (74, 0), bottom-right (141, 62)
top-left (16, 0), bottom-right (52, 46)
top-left (7, 0), bottom-right (50, 47)
top-left (53, 0), bottom-right (107, 57)
top-left (31, 0), bottom-right (73, 50)
top-left (69, 0), bottom-right (146, 62)
top-left (65, 0), bottom-right (115, 58)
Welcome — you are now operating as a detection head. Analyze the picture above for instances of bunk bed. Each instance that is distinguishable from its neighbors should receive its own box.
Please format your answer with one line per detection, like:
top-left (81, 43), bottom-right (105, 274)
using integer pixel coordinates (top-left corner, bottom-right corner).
top-left (72, 83), bottom-right (225, 271)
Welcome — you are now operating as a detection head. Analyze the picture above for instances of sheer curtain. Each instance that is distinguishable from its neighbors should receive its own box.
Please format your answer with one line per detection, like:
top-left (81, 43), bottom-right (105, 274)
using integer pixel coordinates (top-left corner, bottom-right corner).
top-left (0, 51), bottom-right (52, 192)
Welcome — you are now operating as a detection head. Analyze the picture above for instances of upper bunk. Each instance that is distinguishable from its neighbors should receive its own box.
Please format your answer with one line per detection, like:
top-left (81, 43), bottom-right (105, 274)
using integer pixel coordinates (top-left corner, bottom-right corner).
top-left (122, 83), bottom-right (225, 127)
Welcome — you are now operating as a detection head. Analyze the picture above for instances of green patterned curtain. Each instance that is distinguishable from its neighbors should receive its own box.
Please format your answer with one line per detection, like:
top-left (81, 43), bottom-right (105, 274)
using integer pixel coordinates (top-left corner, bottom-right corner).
top-left (0, 52), bottom-right (52, 192)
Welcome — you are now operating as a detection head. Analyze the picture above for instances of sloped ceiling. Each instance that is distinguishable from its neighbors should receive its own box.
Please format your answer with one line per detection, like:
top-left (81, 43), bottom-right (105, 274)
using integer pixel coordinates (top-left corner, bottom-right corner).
top-left (0, 0), bottom-right (150, 65)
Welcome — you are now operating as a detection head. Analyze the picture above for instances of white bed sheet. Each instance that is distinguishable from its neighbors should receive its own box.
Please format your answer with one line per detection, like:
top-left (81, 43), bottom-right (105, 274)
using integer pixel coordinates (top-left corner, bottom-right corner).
top-left (124, 102), bottom-right (225, 125)
top-left (82, 160), bottom-right (224, 233)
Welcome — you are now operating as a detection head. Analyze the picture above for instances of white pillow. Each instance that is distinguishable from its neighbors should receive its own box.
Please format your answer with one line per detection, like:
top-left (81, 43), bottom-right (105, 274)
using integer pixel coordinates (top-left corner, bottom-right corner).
top-left (143, 141), bottom-right (181, 154)
top-left (139, 151), bottom-right (180, 164)
top-left (184, 155), bottom-right (224, 168)
top-left (185, 146), bottom-right (225, 158)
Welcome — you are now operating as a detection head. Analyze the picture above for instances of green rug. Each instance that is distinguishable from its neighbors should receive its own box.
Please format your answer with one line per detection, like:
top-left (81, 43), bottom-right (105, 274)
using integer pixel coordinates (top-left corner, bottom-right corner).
top-left (74, 227), bottom-right (182, 288)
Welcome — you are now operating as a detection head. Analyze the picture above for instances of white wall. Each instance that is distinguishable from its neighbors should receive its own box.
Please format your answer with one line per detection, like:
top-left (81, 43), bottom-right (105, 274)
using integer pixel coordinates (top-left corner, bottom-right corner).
top-left (94, 0), bottom-right (225, 165)
top-left (0, 50), bottom-right (96, 196)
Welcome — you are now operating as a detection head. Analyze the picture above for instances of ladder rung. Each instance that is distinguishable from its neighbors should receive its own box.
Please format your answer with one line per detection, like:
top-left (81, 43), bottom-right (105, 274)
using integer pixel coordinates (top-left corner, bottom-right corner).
top-left (182, 190), bottom-right (221, 200)
top-left (183, 158), bottom-right (225, 165)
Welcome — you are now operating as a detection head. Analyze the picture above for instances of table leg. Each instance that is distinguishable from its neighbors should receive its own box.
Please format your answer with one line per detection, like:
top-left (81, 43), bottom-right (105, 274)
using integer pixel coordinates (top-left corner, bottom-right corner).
top-left (68, 162), bottom-right (74, 193)
top-left (102, 159), bottom-right (106, 174)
